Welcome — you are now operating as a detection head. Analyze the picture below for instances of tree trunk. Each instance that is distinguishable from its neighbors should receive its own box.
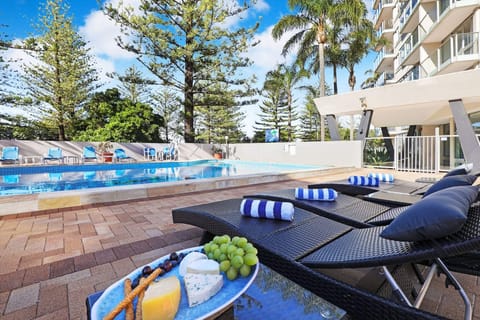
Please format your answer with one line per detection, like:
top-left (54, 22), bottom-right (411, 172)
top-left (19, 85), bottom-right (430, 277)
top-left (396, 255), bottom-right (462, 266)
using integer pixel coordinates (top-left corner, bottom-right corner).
top-left (184, 45), bottom-right (195, 143)
top-left (332, 63), bottom-right (338, 95)
top-left (318, 28), bottom-right (326, 141)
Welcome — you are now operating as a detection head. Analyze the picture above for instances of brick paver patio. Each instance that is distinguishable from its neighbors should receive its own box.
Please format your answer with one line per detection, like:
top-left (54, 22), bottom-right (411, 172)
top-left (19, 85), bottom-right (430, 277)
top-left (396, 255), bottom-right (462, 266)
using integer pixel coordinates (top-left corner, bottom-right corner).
top-left (0, 169), bottom-right (478, 320)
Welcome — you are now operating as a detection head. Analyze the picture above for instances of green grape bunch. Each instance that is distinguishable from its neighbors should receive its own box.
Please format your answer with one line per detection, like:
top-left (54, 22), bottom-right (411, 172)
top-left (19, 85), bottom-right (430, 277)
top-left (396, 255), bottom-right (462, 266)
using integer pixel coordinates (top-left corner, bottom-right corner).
top-left (203, 235), bottom-right (259, 281)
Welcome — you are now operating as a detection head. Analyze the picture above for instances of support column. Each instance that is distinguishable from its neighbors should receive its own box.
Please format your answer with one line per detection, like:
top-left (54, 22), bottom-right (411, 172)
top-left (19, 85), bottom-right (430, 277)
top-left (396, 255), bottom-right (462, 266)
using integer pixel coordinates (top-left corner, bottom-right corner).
top-left (449, 99), bottom-right (480, 171)
top-left (449, 117), bottom-right (455, 168)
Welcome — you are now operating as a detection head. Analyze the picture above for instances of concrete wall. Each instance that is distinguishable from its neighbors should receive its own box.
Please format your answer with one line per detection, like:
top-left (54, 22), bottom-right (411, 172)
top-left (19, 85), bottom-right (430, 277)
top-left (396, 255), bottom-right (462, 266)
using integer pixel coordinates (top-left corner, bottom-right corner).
top-left (0, 140), bottom-right (363, 168)
top-left (225, 141), bottom-right (362, 167)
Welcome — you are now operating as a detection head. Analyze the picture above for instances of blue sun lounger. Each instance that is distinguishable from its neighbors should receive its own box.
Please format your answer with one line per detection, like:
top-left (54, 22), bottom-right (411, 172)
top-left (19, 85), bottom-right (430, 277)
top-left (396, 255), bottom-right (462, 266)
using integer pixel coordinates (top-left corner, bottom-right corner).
top-left (0, 146), bottom-right (20, 165)
top-left (43, 147), bottom-right (64, 164)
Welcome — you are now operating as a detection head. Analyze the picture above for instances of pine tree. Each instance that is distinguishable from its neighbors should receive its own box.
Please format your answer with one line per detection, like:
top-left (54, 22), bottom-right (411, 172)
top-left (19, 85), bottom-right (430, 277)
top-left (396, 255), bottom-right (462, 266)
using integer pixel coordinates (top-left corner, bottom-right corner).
top-left (22, 0), bottom-right (99, 141)
top-left (196, 83), bottom-right (246, 144)
top-left (150, 88), bottom-right (182, 142)
top-left (103, 0), bottom-right (258, 143)
top-left (253, 68), bottom-right (289, 142)
top-left (298, 88), bottom-right (321, 141)
top-left (108, 65), bottom-right (155, 103)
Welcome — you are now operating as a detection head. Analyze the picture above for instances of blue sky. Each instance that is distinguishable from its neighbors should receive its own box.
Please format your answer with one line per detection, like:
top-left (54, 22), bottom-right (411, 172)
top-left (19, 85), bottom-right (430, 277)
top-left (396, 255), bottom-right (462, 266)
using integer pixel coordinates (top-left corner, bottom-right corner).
top-left (1, 0), bottom-right (376, 137)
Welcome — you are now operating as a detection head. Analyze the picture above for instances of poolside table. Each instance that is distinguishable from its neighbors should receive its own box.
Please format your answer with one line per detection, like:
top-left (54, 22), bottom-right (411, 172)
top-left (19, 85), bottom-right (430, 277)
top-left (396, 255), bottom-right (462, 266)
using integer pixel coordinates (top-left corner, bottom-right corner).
top-left (86, 263), bottom-right (347, 320)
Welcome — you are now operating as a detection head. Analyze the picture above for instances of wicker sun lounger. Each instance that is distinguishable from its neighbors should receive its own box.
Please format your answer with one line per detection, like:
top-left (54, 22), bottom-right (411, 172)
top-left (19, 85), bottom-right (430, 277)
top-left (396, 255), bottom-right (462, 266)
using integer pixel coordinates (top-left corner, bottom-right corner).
top-left (172, 198), bottom-right (480, 320)
top-left (309, 165), bottom-right (475, 197)
top-left (244, 188), bottom-right (409, 228)
top-left (309, 178), bottom-right (433, 197)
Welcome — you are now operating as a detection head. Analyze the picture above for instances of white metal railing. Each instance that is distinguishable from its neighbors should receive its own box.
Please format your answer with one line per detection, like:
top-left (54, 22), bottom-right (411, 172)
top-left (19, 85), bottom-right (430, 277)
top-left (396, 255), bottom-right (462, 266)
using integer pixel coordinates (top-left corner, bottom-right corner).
top-left (438, 32), bottom-right (479, 67)
top-left (399, 0), bottom-right (419, 29)
top-left (363, 134), bottom-right (467, 173)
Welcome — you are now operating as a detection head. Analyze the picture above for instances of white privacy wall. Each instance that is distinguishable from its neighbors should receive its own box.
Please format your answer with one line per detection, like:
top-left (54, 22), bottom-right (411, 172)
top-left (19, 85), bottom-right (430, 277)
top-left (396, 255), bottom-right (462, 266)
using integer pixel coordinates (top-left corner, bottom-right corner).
top-left (224, 141), bottom-right (363, 168)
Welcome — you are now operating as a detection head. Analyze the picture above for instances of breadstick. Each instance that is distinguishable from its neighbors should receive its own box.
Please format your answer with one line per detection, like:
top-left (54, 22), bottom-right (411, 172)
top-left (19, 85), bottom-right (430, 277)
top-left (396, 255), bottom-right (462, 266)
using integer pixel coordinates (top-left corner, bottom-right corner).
top-left (104, 268), bottom-right (163, 320)
top-left (135, 277), bottom-right (147, 320)
top-left (124, 279), bottom-right (134, 320)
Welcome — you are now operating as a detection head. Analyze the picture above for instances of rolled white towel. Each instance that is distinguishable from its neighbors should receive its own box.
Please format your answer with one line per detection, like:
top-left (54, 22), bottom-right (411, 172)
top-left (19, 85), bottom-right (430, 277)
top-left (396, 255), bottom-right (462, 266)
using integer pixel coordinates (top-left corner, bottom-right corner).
top-left (348, 176), bottom-right (379, 187)
top-left (368, 172), bottom-right (394, 182)
top-left (295, 187), bottom-right (337, 201)
top-left (240, 199), bottom-right (294, 221)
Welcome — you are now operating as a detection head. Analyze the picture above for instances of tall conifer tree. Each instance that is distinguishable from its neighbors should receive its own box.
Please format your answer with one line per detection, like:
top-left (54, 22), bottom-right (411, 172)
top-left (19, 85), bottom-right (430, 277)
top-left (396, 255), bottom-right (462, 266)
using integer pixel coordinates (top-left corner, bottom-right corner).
top-left (103, 0), bottom-right (258, 143)
top-left (22, 0), bottom-right (99, 140)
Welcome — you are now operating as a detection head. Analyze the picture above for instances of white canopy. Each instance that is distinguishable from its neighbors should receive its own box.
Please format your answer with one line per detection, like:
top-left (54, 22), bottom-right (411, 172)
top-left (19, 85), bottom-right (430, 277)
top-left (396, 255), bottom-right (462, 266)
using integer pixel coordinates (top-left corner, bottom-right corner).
top-left (314, 69), bottom-right (480, 127)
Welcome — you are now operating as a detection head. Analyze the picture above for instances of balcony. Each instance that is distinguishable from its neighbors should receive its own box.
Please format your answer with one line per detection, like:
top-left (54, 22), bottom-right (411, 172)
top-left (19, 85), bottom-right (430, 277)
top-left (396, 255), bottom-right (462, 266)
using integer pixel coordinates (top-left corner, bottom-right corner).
top-left (399, 0), bottom-right (420, 34)
top-left (376, 19), bottom-right (395, 44)
top-left (374, 47), bottom-right (396, 73)
top-left (398, 27), bottom-right (423, 66)
top-left (375, 72), bottom-right (395, 87)
top-left (434, 32), bottom-right (480, 75)
top-left (373, 0), bottom-right (396, 29)
top-left (423, 0), bottom-right (480, 43)
top-left (398, 65), bottom-right (420, 83)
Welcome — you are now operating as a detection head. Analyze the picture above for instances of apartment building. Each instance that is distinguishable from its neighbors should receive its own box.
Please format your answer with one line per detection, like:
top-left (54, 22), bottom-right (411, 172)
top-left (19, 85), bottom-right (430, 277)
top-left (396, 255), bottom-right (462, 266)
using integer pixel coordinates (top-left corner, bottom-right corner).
top-left (373, 0), bottom-right (480, 88)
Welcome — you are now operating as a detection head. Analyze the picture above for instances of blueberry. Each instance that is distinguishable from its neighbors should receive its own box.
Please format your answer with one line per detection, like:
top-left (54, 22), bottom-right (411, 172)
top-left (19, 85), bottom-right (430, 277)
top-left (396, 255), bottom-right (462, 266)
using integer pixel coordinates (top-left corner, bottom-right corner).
top-left (169, 252), bottom-right (179, 261)
top-left (164, 261), bottom-right (173, 272)
top-left (131, 278), bottom-right (140, 289)
top-left (142, 266), bottom-right (152, 277)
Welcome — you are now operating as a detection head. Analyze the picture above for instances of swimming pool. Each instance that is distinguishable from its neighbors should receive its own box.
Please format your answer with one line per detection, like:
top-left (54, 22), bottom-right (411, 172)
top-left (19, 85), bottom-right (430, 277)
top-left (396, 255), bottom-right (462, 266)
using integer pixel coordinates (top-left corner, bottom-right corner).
top-left (0, 160), bottom-right (320, 196)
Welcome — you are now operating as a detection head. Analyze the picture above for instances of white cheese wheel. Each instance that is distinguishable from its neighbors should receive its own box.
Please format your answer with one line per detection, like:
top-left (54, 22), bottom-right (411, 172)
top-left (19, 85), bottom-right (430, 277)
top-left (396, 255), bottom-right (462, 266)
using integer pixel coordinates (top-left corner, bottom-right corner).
top-left (186, 259), bottom-right (220, 275)
top-left (184, 273), bottom-right (223, 307)
top-left (178, 252), bottom-right (208, 276)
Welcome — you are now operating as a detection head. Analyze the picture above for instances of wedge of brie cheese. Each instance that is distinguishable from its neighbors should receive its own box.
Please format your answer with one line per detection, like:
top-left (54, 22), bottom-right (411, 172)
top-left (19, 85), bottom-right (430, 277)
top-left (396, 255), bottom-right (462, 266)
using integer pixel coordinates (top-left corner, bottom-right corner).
top-left (184, 273), bottom-right (223, 307)
top-left (186, 259), bottom-right (220, 275)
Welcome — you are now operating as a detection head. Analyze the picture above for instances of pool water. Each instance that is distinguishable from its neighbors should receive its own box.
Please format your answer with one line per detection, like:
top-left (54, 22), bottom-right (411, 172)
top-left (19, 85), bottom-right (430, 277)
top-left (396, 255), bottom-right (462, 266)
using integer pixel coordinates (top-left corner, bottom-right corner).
top-left (0, 160), bottom-right (320, 196)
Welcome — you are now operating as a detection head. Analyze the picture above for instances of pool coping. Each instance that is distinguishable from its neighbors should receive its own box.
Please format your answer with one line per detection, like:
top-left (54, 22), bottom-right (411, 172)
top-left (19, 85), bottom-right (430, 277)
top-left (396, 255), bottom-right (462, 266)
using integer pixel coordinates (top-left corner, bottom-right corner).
top-left (0, 166), bottom-right (355, 218)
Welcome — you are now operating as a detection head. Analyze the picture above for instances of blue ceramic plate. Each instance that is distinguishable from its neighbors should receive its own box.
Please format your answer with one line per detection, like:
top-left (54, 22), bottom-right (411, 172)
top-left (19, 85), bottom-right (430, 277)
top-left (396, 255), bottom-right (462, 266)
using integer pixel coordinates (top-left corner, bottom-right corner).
top-left (91, 246), bottom-right (259, 320)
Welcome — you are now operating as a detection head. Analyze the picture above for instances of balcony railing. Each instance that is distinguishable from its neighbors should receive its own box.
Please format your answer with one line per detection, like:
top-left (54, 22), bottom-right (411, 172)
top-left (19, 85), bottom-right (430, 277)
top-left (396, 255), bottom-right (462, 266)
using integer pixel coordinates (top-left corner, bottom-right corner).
top-left (373, 0), bottom-right (395, 23)
top-left (373, 47), bottom-right (395, 70)
top-left (376, 19), bottom-right (394, 37)
top-left (438, 32), bottom-right (479, 66)
top-left (399, 65), bottom-right (420, 83)
top-left (398, 27), bottom-right (423, 64)
top-left (376, 72), bottom-right (395, 87)
top-left (439, 0), bottom-right (459, 16)
top-left (399, 0), bottom-right (419, 29)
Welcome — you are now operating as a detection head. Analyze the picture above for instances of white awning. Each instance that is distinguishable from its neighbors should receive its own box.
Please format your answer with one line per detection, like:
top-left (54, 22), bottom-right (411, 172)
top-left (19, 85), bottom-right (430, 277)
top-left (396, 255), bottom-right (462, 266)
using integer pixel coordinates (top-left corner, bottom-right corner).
top-left (314, 69), bottom-right (480, 127)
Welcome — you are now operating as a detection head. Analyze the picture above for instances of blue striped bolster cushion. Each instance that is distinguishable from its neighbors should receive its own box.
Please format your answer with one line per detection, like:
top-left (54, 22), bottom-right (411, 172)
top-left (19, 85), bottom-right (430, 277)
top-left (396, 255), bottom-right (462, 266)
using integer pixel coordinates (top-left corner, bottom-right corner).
top-left (240, 199), bottom-right (294, 221)
top-left (368, 172), bottom-right (394, 182)
top-left (348, 176), bottom-right (380, 187)
top-left (295, 187), bottom-right (337, 201)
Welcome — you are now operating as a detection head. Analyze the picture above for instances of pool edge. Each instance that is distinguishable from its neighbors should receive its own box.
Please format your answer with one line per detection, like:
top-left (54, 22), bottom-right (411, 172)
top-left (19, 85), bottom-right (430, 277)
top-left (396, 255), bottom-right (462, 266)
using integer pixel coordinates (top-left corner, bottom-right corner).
top-left (0, 167), bottom-right (355, 218)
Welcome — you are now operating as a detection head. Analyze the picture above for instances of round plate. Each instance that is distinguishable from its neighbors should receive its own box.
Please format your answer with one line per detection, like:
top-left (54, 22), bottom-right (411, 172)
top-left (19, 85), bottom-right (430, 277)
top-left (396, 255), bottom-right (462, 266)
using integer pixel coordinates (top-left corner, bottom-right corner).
top-left (91, 246), bottom-right (259, 320)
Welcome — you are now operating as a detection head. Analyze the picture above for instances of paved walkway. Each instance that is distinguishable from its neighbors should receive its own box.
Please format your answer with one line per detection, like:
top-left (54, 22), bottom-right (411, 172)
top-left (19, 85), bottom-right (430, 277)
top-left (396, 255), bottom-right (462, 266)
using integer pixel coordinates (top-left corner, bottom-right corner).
top-left (0, 169), bottom-right (477, 320)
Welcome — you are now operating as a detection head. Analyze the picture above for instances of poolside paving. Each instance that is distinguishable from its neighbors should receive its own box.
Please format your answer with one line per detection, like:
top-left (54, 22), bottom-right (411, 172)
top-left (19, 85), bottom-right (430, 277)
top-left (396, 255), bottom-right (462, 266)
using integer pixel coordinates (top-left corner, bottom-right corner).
top-left (0, 168), bottom-right (477, 319)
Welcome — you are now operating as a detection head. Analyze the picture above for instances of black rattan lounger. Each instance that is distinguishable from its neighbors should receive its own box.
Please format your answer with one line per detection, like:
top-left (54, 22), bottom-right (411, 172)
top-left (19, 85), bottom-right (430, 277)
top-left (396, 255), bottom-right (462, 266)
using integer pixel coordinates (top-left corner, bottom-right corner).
top-left (309, 178), bottom-right (433, 196)
top-left (173, 198), bottom-right (480, 320)
top-left (309, 165), bottom-right (476, 198)
top-left (244, 188), bottom-right (409, 227)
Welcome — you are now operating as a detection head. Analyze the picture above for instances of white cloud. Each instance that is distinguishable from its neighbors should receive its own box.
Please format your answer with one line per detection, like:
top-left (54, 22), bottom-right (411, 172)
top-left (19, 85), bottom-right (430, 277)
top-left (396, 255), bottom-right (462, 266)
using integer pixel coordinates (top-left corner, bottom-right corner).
top-left (79, 10), bottom-right (135, 60)
top-left (246, 25), bottom-right (296, 75)
top-left (253, 0), bottom-right (269, 11)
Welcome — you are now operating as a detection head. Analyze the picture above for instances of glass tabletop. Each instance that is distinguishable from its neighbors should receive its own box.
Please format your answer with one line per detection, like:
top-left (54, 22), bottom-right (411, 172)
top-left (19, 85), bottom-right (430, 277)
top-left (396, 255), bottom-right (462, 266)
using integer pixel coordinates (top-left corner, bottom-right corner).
top-left (233, 264), bottom-right (347, 319)
top-left (86, 263), bottom-right (347, 320)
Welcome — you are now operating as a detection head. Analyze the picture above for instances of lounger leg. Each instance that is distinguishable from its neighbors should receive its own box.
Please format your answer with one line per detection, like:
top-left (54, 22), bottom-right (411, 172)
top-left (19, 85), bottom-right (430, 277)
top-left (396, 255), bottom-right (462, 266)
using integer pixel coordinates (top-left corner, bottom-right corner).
top-left (434, 258), bottom-right (472, 320)
top-left (382, 260), bottom-right (472, 320)
top-left (381, 266), bottom-right (412, 307)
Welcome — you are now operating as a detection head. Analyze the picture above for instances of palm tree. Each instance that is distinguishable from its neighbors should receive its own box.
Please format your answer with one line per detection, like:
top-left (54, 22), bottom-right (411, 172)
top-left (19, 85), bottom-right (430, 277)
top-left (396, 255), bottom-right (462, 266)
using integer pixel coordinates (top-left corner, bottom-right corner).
top-left (339, 0), bottom-right (376, 91)
top-left (272, 0), bottom-right (337, 98)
